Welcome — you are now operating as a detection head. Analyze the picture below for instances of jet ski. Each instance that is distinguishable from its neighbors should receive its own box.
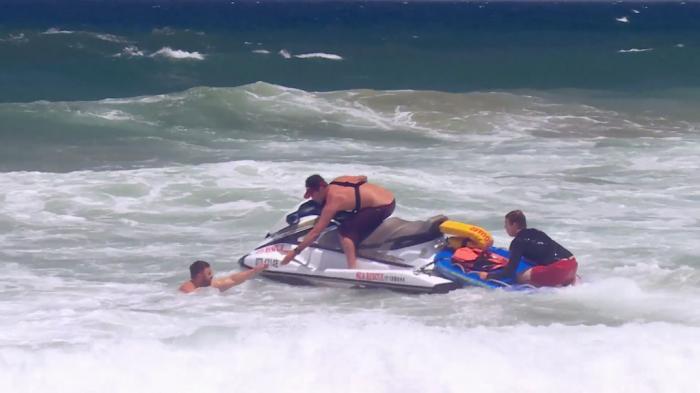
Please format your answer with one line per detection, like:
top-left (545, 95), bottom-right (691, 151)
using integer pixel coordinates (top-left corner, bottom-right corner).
top-left (238, 200), bottom-right (460, 294)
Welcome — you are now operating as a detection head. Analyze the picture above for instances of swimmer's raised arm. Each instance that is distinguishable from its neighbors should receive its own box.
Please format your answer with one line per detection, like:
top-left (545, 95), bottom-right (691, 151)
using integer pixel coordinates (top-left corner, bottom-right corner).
top-left (212, 262), bottom-right (268, 292)
top-left (180, 260), bottom-right (267, 293)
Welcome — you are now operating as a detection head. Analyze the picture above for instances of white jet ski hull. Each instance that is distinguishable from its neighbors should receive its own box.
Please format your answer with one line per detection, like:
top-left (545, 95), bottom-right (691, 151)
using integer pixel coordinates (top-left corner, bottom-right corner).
top-left (239, 201), bottom-right (459, 294)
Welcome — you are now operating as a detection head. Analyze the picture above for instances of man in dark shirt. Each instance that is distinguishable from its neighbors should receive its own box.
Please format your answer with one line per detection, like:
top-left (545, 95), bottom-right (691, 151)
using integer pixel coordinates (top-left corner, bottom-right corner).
top-left (479, 210), bottom-right (577, 287)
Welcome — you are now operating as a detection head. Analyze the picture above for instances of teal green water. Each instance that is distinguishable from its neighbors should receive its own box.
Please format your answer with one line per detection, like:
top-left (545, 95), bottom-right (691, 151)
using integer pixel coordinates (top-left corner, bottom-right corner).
top-left (2, 2), bottom-right (700, 102)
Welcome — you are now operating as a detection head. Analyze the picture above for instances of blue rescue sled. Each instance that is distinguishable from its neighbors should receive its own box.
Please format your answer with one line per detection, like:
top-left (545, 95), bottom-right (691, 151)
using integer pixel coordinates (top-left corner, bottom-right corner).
top-left (434, 248), bottom-right (534, 291)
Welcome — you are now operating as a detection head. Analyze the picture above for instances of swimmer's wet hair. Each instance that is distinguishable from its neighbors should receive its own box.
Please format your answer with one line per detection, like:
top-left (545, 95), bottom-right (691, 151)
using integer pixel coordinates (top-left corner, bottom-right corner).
top-left (189, 260), bottom-right (210, 279)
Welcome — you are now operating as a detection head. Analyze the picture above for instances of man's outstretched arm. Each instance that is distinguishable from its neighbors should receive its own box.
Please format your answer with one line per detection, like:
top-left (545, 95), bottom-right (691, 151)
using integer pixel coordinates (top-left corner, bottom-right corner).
top-left (212, 263), bottom-right (268, 292)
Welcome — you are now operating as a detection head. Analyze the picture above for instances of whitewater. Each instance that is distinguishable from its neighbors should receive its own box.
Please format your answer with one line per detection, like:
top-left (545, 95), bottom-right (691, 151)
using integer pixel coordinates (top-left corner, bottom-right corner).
top-left (1, 81), bottom-right (699, 392)
top-left (2, 1), bottom-right (700, 390)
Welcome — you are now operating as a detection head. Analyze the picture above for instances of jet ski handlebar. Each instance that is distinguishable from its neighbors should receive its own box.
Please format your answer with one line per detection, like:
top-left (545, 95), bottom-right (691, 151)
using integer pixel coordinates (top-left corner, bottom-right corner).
top-left (285, 200), bottom-right (351, 226)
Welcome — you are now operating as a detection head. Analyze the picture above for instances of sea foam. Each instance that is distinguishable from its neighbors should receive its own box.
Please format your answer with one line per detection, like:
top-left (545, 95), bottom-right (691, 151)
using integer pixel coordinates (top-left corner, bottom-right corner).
top-left (1, 319), bottom-right (699, 393)
top-left (151, 47), bottom-right (205, 60)
top-left (114, 45), bottom-right (145, 57)
top-left (618, 48), bottom-right (653, 53)
top-left (294, 52), bottom-right (344, 61)
top-left (41, 28), bottom-right (74, 34)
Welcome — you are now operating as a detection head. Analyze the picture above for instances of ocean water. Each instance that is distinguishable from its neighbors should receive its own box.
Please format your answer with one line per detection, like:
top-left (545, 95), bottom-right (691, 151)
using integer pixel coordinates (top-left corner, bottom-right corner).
top-left (1, 1), bottom-right (700, 392)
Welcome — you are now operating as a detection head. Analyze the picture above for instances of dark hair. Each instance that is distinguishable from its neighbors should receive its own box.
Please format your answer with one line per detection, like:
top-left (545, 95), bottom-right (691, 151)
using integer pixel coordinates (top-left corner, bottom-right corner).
top-left (189, 260), bottom-right (210, 279)
top-left (305, 174), bottom-right (326, 191)
top-left (505, 210), bottom-right (527, 229)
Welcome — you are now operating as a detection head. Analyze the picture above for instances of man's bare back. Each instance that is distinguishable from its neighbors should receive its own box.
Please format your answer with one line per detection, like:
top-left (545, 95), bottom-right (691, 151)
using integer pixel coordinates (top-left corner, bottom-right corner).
top-left (327, 175), bottom-right (394, 212)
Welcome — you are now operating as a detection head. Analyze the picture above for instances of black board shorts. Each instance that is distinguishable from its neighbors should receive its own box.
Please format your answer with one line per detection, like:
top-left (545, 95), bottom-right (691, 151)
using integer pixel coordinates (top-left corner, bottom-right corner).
top-left (339, 200), bottom-right (396, 244)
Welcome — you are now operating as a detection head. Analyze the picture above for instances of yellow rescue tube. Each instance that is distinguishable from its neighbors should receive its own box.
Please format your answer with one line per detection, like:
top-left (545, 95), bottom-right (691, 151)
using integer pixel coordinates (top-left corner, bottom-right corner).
top-left (439, 220), bottom-right (494, 249)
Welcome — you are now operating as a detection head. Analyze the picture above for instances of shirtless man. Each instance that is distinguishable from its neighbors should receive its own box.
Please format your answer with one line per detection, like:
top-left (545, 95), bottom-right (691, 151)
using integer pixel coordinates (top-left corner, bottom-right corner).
top-left (280, 174), bottom-right (395, 269)
top-left (179, 260), bottom-right (268, 293)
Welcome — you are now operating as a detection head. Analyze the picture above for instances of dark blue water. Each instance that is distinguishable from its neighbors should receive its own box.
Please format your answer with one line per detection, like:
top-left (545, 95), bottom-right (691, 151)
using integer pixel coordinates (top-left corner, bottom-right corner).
top-left (2, 1), bottom-right (700, 102)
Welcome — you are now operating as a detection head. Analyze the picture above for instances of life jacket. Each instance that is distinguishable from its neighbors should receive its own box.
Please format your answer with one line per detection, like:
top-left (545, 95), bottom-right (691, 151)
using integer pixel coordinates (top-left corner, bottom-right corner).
top-left (452, 247), bottom-right (508, 272)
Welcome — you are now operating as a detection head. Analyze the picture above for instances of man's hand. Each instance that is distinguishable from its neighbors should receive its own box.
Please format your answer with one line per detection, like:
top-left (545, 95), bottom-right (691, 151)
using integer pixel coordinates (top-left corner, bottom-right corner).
top-left (280, 250), bottom-right (296, 265)
top-left (477, 271), bottom-right (489, 280)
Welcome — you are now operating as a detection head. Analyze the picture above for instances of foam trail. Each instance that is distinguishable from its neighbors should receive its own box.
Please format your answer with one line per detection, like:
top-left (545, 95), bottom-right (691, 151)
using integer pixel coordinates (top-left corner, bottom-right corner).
top-left (114, 45), bottom-right (144, 57)
top-left (42, 28), bottom-right (73, 34)
top-left (0, 33), bottom-right (28, 43)
top-left (151, 47), bottom-right (205, 60)
top-left (278, 49), bottom-right (291, 59)
top-left (84, 109), bottom-right (135, 121)
top-left (294, 52), bottom-right (343, 60)
top-left (91, 33), bottom-right (128, 43)
top-left (618, 48), bottom-right (653, 53)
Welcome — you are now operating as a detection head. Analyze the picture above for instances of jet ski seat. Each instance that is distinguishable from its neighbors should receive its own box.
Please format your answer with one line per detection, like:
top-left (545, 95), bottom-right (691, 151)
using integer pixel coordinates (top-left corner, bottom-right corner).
top-left (314, 215), bottom-right (449, 264)
top-left (358, 215), bottom-right (448, 251)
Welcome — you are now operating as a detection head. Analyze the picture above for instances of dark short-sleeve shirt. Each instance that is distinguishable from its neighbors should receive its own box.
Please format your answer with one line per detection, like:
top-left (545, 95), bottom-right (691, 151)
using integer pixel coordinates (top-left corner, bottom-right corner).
top-left (487, 228), bottom-right (573, 281)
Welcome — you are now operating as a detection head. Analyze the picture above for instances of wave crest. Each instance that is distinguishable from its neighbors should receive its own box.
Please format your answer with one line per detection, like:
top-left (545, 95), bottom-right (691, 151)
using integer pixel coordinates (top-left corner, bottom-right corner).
top-left (151, 47), bottom-right (205, 60)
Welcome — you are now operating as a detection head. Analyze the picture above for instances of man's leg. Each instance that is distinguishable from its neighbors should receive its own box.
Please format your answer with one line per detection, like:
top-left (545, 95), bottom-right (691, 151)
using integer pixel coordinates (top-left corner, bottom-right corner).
top-left (517, 268), bottom-right (532, 284)
top-left (338, 202), bottom-right (394, 269)
top-left (339, 233), bottom-right (358, 269)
